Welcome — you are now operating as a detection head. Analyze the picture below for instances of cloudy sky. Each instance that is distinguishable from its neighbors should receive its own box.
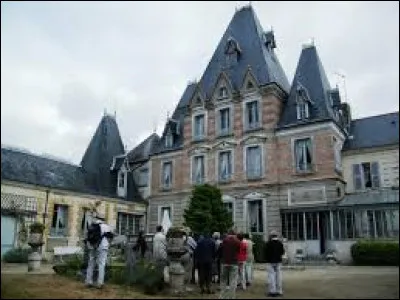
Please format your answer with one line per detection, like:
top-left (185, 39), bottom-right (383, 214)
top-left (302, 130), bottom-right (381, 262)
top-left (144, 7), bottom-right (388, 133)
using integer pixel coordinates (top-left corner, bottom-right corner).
top-left (1, 1), bottom-right (399, 164)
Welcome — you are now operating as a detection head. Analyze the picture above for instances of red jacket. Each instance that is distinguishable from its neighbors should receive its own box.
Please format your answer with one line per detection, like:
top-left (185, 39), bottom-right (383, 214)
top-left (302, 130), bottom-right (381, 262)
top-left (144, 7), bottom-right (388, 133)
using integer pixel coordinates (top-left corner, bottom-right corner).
top-left (237, 240), bottom-right (248, 263)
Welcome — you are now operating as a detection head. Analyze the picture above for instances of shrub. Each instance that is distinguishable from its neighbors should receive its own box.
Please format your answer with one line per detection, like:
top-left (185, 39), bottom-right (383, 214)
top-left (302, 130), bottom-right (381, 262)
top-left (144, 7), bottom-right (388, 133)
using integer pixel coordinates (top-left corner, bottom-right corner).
top-left (30, 222), bottom-right (45, 234)
top-left (129, 259), bottom-right (165, 295)
top-left (2, 247), bottom-right (30, 263)
top-left (252, 234), bottom-right (267, 263)
top-left (351, 240), bottom-right (399, 266)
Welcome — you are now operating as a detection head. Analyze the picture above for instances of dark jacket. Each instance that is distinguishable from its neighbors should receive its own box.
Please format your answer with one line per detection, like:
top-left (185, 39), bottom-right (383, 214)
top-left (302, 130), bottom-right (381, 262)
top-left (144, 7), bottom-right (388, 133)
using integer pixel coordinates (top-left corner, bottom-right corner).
top-left (195, 236), bottom-right (216, 264)
top-left (221, 234), bottom-right (240, 265)
top-left (134, 235), bottom-right (147, 257)
top-left (265, 238), bottom-right (285, 263)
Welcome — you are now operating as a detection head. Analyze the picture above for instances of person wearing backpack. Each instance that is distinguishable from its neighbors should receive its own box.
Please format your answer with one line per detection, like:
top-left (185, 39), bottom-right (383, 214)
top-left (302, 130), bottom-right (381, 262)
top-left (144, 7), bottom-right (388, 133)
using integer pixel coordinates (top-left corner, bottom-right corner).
top-left (85, 213), bottom-right (114, 289)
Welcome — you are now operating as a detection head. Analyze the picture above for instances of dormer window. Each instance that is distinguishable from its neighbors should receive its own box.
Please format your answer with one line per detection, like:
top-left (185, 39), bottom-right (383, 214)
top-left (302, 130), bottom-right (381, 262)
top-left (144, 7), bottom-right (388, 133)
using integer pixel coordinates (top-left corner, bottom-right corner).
top-left (117, 168), bottom-right (127, 197)
top-left (297, 102), bottom-right (309, 120)
top-left (165, 133), bottom-right (173, 148)
top-left (225, 37), bottom-right (241, 67)
top-left (246, 81), bottom-right (254, 90)
top-left (219, 86), bottom-right (228, 99)
top-left (296, 82), bottom-right (311, 120)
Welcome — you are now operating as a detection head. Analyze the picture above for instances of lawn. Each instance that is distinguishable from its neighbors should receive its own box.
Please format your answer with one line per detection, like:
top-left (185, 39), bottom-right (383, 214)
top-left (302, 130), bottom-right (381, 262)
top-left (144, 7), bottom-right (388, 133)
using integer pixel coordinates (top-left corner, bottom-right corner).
top-left (1, 267), bottom-right (399, 299)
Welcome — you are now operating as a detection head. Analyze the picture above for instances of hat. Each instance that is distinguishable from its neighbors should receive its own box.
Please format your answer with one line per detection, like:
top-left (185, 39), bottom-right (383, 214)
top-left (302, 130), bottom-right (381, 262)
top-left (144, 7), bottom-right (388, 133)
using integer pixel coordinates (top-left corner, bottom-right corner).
top-left (212, 232), bottom-right (220, 239)
top-left (95, 213), bottom-right (106, 221)
top-left (270, 230), bottom-right (278, 236)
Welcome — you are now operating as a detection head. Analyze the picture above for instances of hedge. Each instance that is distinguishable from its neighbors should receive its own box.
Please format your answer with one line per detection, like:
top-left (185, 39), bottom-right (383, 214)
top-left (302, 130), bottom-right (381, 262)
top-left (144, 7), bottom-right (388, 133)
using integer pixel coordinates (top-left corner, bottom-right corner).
top-left (351, 240), bottom-right (399, 266)
top-left (2, 247), bottom-right (30, 263)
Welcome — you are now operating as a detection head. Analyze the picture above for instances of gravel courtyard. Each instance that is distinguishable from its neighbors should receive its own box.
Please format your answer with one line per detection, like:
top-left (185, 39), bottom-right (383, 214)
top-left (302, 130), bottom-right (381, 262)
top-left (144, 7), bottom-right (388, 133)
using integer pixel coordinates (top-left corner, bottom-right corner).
top-left (1, 265), bottom-right (398, 299)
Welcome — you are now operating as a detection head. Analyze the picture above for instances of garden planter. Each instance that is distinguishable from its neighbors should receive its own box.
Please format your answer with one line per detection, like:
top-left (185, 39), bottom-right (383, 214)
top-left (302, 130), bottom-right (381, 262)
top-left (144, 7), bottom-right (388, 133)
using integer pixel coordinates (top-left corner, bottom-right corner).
top-left (166, 227), bottom-right (187, 296)
top-left (27, 233), bottom-right (44, 272)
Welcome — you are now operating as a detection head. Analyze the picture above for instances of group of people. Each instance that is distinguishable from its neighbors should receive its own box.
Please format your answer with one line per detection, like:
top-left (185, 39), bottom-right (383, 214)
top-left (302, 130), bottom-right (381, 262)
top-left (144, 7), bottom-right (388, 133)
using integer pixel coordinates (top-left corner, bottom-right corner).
top-left (81, 217), bottom-right (285, 299)
top-left (151, 225), bottom-right (285, 298)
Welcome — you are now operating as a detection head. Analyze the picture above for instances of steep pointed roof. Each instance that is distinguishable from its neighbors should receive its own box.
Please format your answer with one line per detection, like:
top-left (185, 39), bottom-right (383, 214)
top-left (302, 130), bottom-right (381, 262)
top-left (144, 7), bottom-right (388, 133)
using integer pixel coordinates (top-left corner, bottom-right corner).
top-left (81, 114), bottom-right (125, 193)
top-left (198, 5), bottom-right (290, 97)
top-left (153, 6), bottom-right (290, 156)
top-left (278, 45), bottom-right (337, 128)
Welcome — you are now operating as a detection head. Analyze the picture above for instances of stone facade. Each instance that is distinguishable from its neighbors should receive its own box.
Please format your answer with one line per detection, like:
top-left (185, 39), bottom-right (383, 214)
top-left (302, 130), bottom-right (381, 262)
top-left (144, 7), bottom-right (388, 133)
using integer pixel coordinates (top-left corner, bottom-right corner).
top-left (1, 180), bottom-right (146, 256)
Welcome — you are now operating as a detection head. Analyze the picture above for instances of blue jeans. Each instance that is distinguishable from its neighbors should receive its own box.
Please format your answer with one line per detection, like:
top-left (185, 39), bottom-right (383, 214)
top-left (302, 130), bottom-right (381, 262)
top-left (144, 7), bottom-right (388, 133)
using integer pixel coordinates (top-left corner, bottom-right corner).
top-left (85, 248), bottom-right (108, 286)
top-left (267, 263), bottom-right (283, 294)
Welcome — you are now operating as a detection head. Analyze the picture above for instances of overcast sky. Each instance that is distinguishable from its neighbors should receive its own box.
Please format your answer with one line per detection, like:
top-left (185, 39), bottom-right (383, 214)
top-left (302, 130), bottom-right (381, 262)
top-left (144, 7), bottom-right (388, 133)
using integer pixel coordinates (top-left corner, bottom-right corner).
top-left (1, 1), bottom-right (399, 164)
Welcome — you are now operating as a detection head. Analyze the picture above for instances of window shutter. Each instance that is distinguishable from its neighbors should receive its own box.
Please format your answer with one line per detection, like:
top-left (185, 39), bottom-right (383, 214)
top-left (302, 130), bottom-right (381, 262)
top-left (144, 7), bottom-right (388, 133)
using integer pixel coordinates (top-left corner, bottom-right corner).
top-left (353, 164), bottom-right (362, 190)
top-left (371, 162), bottom-right (381, 188)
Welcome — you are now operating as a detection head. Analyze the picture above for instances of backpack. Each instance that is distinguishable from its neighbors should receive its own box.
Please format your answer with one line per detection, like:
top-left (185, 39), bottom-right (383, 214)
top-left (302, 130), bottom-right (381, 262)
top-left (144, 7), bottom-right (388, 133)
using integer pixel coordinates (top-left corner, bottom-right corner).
top-left (87, 223), bottom-right (103, 247)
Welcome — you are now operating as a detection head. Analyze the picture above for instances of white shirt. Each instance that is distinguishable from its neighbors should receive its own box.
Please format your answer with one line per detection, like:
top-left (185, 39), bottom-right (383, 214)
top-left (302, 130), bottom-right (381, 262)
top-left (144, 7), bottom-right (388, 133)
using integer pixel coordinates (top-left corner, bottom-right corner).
top-left (153, 232), bottom-right (167, 260)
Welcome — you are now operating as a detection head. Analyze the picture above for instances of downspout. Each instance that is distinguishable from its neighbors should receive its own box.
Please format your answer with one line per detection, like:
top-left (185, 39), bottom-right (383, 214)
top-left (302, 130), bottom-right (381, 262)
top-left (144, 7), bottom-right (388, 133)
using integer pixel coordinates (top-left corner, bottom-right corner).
top-left (41, 189), bottom-right (50, 254)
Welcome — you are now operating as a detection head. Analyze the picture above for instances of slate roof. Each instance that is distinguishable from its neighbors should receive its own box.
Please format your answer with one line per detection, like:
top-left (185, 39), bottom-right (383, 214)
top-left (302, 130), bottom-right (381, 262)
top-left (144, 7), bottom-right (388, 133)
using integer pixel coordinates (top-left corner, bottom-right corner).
top-left (127, 133), bottom-right (160, 163)
top-left (343, 112), bottom-right (399, 151)
top-left (80, 114), bottom-right (126, 195)
top-left (149, 5), bottom-right (290, 155)
top-left (2, 114), bottom-right (144, 203)
top-left (278, 45), bottom-right (340, 129)
top-left (196, 5), bottom-right (290, 98)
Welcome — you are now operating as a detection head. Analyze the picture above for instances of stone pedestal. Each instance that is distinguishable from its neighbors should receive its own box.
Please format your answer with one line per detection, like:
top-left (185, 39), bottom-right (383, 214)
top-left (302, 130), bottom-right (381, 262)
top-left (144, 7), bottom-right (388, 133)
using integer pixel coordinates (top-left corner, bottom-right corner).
top-left (27, 233), bottom-right (44, 272)
top-left (28, 250), bottom-right (41, 272)
top-left (166, 230), bottom-right (187, 296)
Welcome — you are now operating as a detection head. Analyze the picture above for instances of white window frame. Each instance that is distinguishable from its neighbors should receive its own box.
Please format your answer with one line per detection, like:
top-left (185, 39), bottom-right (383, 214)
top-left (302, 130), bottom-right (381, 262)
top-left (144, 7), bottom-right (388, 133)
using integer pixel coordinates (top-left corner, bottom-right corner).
top-left (50, 204), bottom-right (69, 237)
top-left (165, 132), bottom-right (173, 148)
top-left (292, 136), bottom-right (314, 173)
top-left (215, 104), bottom-right (233, 137)
top-left (157, 205), bottom-right (173, 226)
top-left (216, 149), bottom-right (234, 182)
top-left (296, 101), bottom-right (309, 120)
top-left (117, 167), bottom-right (127, 197)
top-left (222, 194), bottom-right (236, 225)
top-left (243, 192), bottom-right (267, 235)
top-left (243, 143), bottom-right (264, 179)
top-left (218, 86), bottom-right (228, 99)
top-left (192, 111), bottom-right (207, 141)
top-left (333, 137), bottom-right (343, 172)
top-left (161, 160), bottom-right (173, 189)
top-left (137, 168), bottom-right (149, 187)
top-left (191, 154), bottom-right (207, 184)
top-left (243, 97), bottom-right (262, 131)
top-left (117, 212), bottom-right (144, 235)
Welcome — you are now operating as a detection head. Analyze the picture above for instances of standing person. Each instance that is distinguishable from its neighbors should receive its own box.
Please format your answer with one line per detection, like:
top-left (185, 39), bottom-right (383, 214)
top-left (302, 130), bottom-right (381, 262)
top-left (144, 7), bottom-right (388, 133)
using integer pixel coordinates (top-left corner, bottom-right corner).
top-left (85, 213), bottom-right (114, 289)
top-left (190, 232), bottom-right (199, 284)
top-left (182, 230), bottom-right (197, 285)
top-left (133, 230), bottom-right (147, 259)
top-left (264, 231), bottom-right (285, 297)
top-left (243, 233), bottom-right (254, 287)
top-left (219, 230), bottom-right (240, 299)
top-left (153, 225), bottom-right (168, 273)
top-left (195, 233), bottom-right (216, 294)
top-left (212, 232), bottom-right (222, 284)
top-left (236, 233), bottom-right (248, 290)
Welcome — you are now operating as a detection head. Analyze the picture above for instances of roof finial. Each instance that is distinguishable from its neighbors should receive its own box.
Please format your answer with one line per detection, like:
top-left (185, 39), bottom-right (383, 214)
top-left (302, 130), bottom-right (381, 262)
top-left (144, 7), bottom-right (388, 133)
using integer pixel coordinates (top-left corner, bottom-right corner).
top-left (104, 108), bottom-right (107, 116)
top-left (153, 118), bottom-right (157, 133)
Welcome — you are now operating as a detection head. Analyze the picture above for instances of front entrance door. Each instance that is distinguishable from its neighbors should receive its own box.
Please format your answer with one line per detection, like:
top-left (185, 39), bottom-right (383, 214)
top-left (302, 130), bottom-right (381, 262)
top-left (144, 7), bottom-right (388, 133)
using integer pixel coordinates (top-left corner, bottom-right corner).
top-left (1, 215), bottom-right (17, 257)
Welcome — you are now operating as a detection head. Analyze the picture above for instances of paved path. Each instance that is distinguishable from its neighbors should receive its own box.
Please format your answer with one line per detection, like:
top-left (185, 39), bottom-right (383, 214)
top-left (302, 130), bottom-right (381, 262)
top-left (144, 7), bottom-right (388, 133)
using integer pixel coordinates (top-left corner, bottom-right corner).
top-left (1, 263), bottom-right (54, 275)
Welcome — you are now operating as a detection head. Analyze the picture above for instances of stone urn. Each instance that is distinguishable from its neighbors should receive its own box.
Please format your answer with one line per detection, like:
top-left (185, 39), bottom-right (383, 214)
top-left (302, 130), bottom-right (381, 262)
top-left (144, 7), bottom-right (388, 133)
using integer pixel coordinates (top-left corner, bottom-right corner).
top-left (27, 222), bottom-right (45, 272)
top-left (166, 227), bottom-right (187, 296)
top-left (325, 250), bottom-right (338, 265)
